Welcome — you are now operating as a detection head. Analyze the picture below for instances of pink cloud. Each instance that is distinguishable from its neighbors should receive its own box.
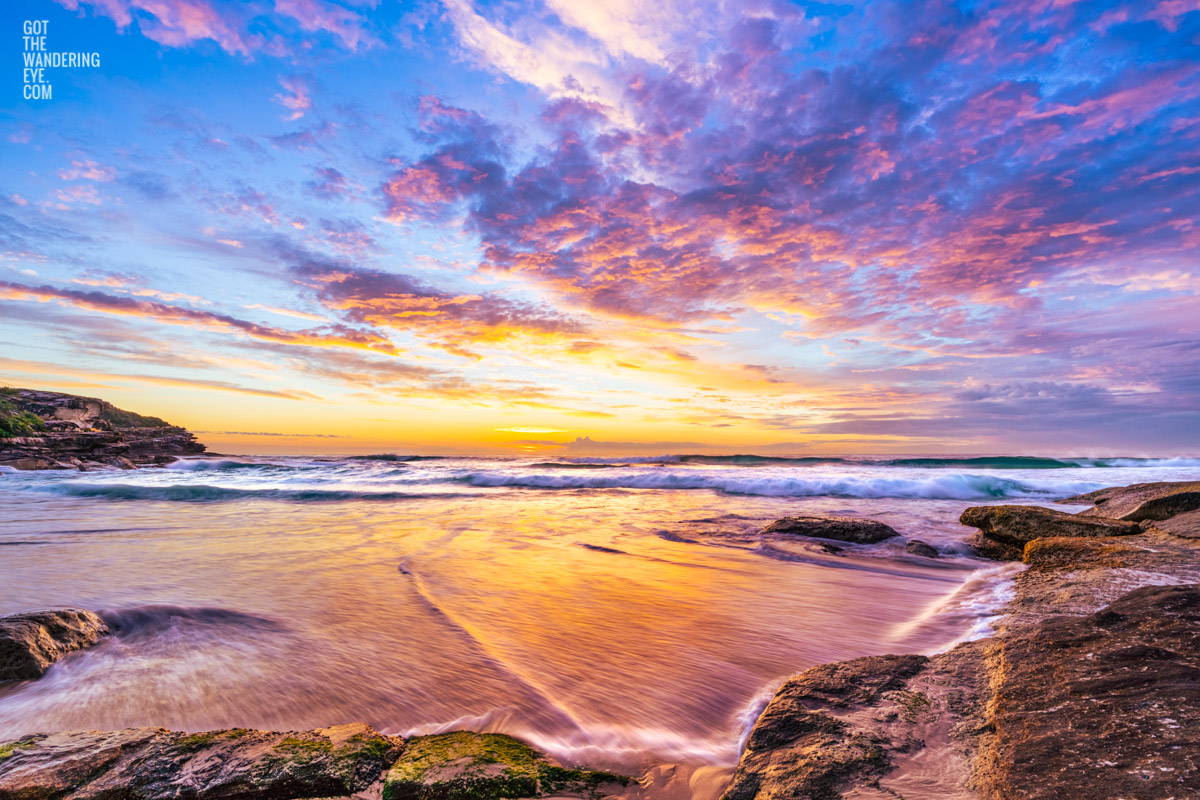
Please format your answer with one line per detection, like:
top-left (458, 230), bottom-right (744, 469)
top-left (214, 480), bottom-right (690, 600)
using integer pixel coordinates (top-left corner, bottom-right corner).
top-left (272, 75), bottom-right (313, 121)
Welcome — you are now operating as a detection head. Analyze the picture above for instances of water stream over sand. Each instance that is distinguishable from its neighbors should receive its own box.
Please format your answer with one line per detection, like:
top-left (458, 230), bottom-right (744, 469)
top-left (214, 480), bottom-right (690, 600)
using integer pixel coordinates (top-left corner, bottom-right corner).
top-left (3, 456), bottom-right (1198, 776)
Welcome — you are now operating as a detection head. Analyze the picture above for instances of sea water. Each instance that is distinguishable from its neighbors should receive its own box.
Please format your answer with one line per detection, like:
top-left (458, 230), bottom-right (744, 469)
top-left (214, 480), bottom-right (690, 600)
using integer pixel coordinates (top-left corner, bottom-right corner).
top-left (1, 454), bottom-right (1197, 771)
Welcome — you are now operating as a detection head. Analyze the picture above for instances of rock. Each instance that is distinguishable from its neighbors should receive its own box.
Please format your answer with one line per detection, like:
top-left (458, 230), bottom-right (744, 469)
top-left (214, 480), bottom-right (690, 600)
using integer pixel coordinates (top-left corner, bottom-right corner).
top-left (1148, 508), bottom-right (1200, 539)
top-left (974, 584), bottom-right (1200, 800)
top-left (0, 609), bottom-right (110, 681)
top-left (382, 732), bottom-right (628, 800)
top-left (1061, 480), bottom-right (1200, 521)
top-left (0, 723), bottom-right (403, 800)
top-left (724, 648), bottom-right (987, 800)
top-left (761, 516), bottom-right (898, 544)
top-left (1021, 536), bottom-right (1148, 569)
top-left (0, 389), bottom-right (205, 470)
top-left (959, 505), bottom-right (1140, 561)
top-left (904, 539), bottom-right (938, 558)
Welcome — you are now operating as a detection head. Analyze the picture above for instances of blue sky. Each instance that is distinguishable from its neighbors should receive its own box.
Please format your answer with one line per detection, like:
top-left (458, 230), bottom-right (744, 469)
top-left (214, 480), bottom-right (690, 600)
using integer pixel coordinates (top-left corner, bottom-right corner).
top-left (2, 0), bottom-right (1198, 455)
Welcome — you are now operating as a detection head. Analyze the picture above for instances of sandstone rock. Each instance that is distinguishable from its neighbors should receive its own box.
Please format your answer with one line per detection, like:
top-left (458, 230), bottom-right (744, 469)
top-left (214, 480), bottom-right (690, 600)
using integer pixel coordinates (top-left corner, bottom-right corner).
top-left (761, 516), bottom-right (898, 544)
top-left (1020, 536), bottom-right (1147, 569)
top-left (0, 389), bottom-right (205, 470)
top-left (724, 648), bottom-right (987, 800)
top-left (0, 723), bottom-right (403, 800)
top-left (904, 539), bottom-right (938, 558)
top-left (0, 609), bottom-right (110, 682)
top-left (1061, 480), bottom-right (1200, 521)
top-left (382, 732), bottom-right (628, 800)
top-left (959, 505), bottom-right (1140, 561)
top-left (974, 584), bottom-right (1200, 800)
top-left (1147, 508), bottom-right (1200, 539)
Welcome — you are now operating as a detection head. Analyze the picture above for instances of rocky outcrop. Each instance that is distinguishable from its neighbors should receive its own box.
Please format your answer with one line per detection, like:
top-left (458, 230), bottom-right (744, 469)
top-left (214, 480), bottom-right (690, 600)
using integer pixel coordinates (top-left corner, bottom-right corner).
top-left (723, 647), bottom-right (987, 800)
top-left (1061, 479), bottom-right (1200, 521)
top-left (0, 723), bottom-right (403, 800)
top-left (0, 609), bottom-right (110, 682)
top-left (761, 516), bottom-right (898, 544)
top-left (383, 732), bottom-right (628, 800)
top-left (959, 504), bottom-right (1140, 560)
top-left (0, 389), bottom-right (205, 470)
top-left (731, 478), bottom-right (1200, 800)
top-left (974, 585), bottom-right (1200, 799)
top-left (0, 727), bottom-right (628, 800)
top-left (1150, 508), bottom-right (1200, 539)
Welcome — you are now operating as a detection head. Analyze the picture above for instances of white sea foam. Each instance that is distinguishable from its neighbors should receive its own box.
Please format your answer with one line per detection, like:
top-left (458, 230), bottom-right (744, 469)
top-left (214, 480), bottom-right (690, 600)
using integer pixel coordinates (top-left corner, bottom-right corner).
top-left (457, 470), bottom-right (1105, 499)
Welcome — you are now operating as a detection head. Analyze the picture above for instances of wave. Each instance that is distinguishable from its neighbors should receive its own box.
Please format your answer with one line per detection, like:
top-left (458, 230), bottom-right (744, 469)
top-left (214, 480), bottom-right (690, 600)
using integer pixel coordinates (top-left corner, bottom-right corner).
top-left (564, 455), bottom-right (681, 464)
top-left (678, 455), bottom-right (851, 466)
top-left (563, 454), bottom-right (1200, 469)
top-left (876, 456), bottom-right (1083, 469)
top-left (165, 459), bottom-right (279, 471)
top-left (101, 605), bottom-right (284, 640)
top-left (42, 483), bottom-right (475, 503)
top-left (1082, 457), bottom-right (1200, 468)
top-left (456, 471), bottom-right (1105, 499)
top-left (530, 462), bottom-right (622, 469)
top-left (347, 454), bottom-right (448, 462)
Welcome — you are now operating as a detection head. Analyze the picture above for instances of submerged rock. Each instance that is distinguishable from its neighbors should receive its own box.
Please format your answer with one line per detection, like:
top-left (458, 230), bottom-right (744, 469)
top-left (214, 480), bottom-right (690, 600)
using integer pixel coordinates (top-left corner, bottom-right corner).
top-left (1061, 480), bottom-right (1200, 522)
top-left (0, 609), bottom-right (110, 682)
top-left (761, 516), bottom-right (898, 544)
top-left (904, 539), bottom-right (938, 558)
top-left (959, 505), bottom-right (1139, 561)
top-left (974, 584), bottom-right (1200, 799)
top-left (0, 723), bottom-right (403, 800)
top-left (382, 732), bottom-right (628, 800)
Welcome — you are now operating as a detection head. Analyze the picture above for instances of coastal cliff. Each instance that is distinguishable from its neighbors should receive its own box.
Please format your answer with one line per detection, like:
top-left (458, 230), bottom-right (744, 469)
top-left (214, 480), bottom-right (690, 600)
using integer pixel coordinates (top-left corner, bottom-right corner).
top-left (0, 388), bottom-right (205, 470)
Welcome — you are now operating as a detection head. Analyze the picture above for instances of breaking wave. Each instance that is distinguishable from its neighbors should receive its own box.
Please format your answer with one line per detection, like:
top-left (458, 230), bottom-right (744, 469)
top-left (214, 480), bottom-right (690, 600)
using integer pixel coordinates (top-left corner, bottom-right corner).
top-left (562, 454), bottom-right (1200, 469)
top-left (456, 471), bottom-right (1102, 499)
top-left (41, 483), bottom-right (473, 502)
top-left (101, 605), bottom-right (284, 640)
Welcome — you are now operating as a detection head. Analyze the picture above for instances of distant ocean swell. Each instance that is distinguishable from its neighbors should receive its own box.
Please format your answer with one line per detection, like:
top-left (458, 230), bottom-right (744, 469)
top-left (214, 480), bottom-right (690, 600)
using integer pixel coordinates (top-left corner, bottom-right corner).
top-left (565, 455), bottom-right (1200, 469)
top-left (40, 472), bottom-right (1108, 502)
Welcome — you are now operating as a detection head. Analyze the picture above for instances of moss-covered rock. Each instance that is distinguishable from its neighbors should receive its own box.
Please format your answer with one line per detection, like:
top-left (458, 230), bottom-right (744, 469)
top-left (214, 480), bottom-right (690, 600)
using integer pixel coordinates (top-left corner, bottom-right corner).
top-left (382, 732), bottom-right (628, 800)
top-left (0, 723), bottom-right (403, 800)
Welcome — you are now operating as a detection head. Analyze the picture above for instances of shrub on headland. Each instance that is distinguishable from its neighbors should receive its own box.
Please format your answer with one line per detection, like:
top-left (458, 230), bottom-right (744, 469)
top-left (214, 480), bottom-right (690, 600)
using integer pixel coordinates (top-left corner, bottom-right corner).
top-left (0, 398), bottom-right (45, 438)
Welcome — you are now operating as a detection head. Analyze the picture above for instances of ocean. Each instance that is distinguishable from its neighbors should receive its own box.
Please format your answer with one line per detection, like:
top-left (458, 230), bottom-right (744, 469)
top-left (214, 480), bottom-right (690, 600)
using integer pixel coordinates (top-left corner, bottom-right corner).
top-left (2, 454), bottom-right (1199, 773)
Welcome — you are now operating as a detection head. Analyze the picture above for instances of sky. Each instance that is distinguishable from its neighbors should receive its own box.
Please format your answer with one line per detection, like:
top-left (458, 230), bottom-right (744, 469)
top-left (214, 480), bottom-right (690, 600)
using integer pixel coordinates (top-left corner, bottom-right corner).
top-left (1, 0), bottom-right (1198, 456)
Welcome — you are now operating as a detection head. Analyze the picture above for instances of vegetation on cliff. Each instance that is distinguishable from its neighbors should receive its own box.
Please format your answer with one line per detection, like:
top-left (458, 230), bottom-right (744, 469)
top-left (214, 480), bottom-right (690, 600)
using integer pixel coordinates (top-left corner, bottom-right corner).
top-left (0, 392), bottom-right (45, 438)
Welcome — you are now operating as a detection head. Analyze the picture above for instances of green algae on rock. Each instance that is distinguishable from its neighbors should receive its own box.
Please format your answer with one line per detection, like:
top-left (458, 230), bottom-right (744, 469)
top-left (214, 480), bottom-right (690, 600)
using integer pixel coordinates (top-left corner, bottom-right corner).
top-left (0, 723), bottom-right (402, 800)
top-left (382, 732), bottom-right (629, 800)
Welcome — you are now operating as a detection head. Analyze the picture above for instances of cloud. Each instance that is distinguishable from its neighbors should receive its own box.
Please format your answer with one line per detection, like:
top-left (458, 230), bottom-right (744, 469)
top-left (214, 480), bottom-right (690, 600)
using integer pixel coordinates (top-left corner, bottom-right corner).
top-left (55, 0), bottom-right (375, 55)
top-left (0, 280), bottom-right (398, 354)
top-left (305, 167), bottom-right (351, 199)
top-left (272, 75), bottom-right (312, 121)
top-left (560, 436), bottom-right (714, 451)
top-left (274, 0), bottom-right (375, 51)
top-left (0, 356), bottom-right (318, 400)
top-left (58, 160), bottom-right (117, 182)
top-left (197, 430), bottom-right (349, 437)
top-left (290, 263), bottom-right (583, 358)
